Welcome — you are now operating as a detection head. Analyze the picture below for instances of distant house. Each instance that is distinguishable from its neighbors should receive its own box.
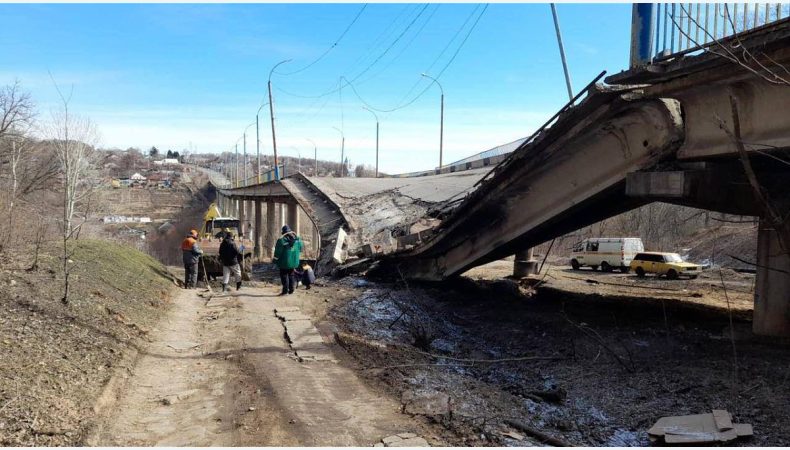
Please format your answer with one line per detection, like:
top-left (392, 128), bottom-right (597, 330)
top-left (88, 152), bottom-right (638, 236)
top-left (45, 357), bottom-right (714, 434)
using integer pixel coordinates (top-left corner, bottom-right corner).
top-left (153, 158), bottom-right (181, 166)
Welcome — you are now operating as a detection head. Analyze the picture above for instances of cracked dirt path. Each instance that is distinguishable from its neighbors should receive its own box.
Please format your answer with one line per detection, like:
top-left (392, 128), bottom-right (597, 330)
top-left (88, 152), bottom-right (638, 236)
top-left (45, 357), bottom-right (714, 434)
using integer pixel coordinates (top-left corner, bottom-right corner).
top-left (91, 286), bottom-right (417, 446)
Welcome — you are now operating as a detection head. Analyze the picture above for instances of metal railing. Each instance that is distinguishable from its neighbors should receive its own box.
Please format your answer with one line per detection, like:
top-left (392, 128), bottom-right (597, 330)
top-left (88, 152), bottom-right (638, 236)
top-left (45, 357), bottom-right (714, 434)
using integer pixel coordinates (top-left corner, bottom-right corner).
top-left (631, 3), bottom-right (789, 67)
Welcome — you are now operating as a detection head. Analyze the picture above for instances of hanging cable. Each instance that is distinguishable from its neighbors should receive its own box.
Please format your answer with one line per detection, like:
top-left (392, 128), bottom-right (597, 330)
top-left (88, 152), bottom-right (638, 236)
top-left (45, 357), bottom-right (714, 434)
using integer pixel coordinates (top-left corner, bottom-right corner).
top-left (277, 4), bottom-right (369, 76)
top-left (354, 4), bottom-right (442, 87)
top-left (273, 4), bottom-right (429, 100)
top-left (343, 4), bottom-right (488, 114)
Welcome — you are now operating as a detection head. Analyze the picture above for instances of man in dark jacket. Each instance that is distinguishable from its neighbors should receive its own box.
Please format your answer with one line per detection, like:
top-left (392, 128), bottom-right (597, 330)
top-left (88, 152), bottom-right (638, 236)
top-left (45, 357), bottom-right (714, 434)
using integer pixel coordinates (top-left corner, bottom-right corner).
top-left (219, 232), bottom-right (243, 292)
top-left (181, 229), bottom-right (203, 289)
top-left (273, 225), bottom-right (303, 295)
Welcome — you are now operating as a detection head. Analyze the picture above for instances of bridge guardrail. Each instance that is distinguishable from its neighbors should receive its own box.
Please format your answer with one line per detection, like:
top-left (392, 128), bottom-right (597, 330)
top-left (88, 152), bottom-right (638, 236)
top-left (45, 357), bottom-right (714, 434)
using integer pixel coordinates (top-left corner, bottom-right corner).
top-left (632, 3), bottom-right (789, 67)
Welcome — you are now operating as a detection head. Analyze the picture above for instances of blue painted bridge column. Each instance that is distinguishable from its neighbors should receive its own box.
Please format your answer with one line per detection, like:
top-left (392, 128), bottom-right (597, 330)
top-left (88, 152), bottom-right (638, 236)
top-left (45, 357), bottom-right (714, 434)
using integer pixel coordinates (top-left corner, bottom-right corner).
top-left (629, 3), bottom-right (656, 68)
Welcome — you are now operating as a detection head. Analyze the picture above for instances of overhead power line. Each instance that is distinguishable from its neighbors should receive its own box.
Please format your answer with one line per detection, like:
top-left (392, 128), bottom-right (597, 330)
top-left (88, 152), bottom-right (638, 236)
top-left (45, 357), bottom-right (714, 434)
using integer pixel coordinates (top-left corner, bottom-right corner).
top-left (345, 4), bottom-right (489, 114)
top-left (277, 4), bottom-right (369, 76)
top-left (273, 4), bottom-right (430, 100)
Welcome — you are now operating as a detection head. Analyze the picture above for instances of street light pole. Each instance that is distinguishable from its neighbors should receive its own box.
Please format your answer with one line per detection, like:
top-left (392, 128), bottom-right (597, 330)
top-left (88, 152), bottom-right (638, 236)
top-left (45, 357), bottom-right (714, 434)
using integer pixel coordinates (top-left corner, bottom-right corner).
top-left (421, 73), bottom-right (444, 169)
top-left (332, 126), bottom-right (345, 177)
top-left (362, 106), bottom-right (379, 177)
top-left (234, 143), bottom-right (239, 188)
top-left (255, 101), bottom-right (269, 184)
top-left (305, 138), bottom-right (317, 176)
top-left (268, 59), bottom-right (292, 181)
top-left (243, 121), bottom-right (255, 186)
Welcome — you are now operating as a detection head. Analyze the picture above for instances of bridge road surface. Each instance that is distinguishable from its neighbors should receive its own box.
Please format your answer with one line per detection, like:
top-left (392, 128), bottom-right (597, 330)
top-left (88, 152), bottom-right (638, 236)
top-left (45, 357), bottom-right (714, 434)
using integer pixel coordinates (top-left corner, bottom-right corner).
top-left (90, 284), bottom-right (424, 446)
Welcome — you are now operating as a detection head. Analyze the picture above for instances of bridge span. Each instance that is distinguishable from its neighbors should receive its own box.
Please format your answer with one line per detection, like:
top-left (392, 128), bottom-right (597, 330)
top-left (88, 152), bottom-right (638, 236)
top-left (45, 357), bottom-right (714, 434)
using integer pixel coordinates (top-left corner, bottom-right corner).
top-left (214, 20), bottom-right (790, 337)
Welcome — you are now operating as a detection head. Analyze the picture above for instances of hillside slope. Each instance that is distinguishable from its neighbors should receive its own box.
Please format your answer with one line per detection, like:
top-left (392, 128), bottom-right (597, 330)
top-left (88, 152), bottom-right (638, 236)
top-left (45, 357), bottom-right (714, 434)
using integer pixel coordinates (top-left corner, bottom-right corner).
top-left (0, 239), bottom-right (175, 445)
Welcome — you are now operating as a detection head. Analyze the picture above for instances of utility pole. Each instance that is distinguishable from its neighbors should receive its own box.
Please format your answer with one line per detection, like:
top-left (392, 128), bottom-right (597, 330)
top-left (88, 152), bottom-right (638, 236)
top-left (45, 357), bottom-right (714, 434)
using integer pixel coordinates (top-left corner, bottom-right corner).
top-left (363, 106), bottom-right (379, 177)
top-left (332, 127), bottom-right (345, 177)
top-left (267, 59), bottom-right (292, 181)
top-left (305, 138), bottom-right (317, 176)
top-left (255, 101), bottom-right (269, 184)
top-left (234, 143), bottom-right (239, 188)
top-left (551, 3), bottom-right (574, 100)
top-left (243, 121), bottom-right (255, 186)
top-left (421, 73), bottom-right (444, 169)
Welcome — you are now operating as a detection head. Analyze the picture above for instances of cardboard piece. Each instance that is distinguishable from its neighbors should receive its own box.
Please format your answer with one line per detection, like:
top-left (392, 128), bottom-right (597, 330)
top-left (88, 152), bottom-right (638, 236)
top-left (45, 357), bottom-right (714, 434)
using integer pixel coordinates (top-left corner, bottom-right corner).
top-left (648, 410), bottom-right (753, 444)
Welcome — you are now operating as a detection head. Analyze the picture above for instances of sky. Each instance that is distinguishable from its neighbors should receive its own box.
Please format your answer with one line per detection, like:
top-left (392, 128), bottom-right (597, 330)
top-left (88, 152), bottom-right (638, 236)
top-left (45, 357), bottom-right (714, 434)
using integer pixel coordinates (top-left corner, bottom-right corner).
top-left (0, 2), bottom-right (633, 174)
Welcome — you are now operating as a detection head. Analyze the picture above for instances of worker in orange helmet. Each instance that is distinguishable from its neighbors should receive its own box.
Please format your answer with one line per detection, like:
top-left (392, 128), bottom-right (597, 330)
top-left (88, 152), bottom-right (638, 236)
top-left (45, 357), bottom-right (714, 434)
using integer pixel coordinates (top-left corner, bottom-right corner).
top-left (180, 229), bottom-right (203, 289)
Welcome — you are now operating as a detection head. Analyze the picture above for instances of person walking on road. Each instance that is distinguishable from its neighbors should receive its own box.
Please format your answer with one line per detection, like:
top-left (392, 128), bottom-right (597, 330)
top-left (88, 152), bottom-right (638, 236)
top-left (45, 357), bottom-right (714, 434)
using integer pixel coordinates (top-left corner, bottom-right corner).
top-left (219, 232), bottom-right (243, 292)
top-left (180, 229), bottom-right (203, 289)
top-left (273, 225), bottom-right (303, 295)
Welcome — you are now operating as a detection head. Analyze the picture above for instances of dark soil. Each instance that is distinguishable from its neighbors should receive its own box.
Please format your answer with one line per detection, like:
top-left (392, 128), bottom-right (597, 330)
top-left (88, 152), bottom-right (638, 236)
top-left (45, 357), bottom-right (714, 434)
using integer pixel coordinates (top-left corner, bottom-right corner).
top-left (0, 240), bottom-right (174, 446)
top-left (329, 275), bottom-right (790, 447)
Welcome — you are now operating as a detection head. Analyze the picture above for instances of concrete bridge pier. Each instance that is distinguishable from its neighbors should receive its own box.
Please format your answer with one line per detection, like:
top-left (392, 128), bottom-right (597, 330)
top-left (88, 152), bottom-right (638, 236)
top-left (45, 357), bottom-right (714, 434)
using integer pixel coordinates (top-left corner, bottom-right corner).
top-left (265, 201), bottom-right (276, 259)
top-left (254, 200), bottom-right (263, 261)
top-left (287, 203), bottom-right (300, 236)
top-left (753, 220), bottom-right (790, 337)
top-left (238, 200), bottom-right (246, 239)
top-left (513, 248), bottom-right (539, 277)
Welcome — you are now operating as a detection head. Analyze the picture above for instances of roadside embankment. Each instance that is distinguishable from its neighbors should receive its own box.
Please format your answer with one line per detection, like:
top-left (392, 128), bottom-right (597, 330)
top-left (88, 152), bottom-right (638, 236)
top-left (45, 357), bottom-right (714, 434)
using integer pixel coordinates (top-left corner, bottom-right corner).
top-left (0, 239), bottom-right (175, 445)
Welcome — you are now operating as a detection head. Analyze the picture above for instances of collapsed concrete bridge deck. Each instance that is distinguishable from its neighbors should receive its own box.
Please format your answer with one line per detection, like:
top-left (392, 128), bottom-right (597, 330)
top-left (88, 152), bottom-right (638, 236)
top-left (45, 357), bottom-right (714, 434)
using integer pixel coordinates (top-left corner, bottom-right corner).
top-left (214, 20), bottom-right (790, 337)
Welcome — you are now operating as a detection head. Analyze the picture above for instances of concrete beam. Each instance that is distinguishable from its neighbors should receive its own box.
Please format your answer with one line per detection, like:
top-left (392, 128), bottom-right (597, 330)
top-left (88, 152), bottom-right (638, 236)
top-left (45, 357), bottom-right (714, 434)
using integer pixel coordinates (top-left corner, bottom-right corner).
top-left (667, 80), bottom-right (790, 160)
top-left (402, 98), bottom-right (683, 280)
top-left (753, 219), bottom-right (790, 337)
top-left (625, 167), bottom-right (765, 216)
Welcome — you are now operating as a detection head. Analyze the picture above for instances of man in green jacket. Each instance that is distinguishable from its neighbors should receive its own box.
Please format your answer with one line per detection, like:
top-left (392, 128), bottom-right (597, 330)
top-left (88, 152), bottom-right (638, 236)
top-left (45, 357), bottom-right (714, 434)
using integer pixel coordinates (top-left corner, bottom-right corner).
top-left (273, 225), bottom-right (303, 295)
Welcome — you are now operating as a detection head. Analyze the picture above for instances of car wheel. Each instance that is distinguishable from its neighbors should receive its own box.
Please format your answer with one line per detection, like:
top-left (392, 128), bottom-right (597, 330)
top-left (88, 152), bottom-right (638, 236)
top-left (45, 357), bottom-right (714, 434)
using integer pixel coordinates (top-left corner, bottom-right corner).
top-left (667, 269), bottom-right (679, 280)
top-left (571, 259), bottom-right (580, 270)
top-left (591, 265), bottom-right (599, 271)
top-left (635, 267), bottom-right (645, 278)
top-left (601, 262), bottom-right (612, 272)
top-left (620, 266), bottom-right (630, 274)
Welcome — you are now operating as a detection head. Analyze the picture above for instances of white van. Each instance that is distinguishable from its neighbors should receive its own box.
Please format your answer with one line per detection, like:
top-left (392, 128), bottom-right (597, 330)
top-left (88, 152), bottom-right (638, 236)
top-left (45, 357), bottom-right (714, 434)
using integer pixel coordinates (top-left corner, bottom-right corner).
top-left (570, 237), bottom-right (645, 273)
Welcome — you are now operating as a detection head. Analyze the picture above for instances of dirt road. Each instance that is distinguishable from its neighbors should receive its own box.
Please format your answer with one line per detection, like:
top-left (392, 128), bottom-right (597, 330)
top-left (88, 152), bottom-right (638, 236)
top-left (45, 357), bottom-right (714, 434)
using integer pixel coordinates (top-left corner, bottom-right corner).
top-left (90, 285), bottom-right (424, 446)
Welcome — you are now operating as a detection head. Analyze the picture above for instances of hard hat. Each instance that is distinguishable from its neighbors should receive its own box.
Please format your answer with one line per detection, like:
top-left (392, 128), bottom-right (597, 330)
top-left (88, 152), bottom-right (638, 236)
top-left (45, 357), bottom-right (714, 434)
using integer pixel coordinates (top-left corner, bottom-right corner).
top-left (189, 229), bottom-right (198, 237)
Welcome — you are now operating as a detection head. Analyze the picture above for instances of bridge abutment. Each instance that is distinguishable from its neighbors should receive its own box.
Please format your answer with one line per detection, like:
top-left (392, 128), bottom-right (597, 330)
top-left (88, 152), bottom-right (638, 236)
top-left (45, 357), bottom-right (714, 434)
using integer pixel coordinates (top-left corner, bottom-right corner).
top-left (753, 220), bottom-right (790, 337)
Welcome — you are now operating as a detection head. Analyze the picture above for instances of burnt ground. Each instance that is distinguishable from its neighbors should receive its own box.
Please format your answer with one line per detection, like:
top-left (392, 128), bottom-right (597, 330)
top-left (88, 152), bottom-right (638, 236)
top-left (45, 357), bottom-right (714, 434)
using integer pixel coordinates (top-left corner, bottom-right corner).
top-left (327, 275), bottom-right (790, 447)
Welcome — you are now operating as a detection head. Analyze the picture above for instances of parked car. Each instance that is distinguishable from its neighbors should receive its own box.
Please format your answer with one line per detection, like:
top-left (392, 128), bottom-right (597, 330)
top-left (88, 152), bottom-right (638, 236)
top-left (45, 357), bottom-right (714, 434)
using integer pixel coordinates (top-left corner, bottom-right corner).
top-left (629, 252), bottom-right (702, 279)
top-left (570, 237), bottom-right (644, 273)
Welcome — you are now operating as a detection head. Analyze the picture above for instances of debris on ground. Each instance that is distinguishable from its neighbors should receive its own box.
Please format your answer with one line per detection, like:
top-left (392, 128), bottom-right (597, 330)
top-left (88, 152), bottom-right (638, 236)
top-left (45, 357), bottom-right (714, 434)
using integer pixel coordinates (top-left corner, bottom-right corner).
top-left (648, 409), bottom-right (753, 444)
top-left (376, 433), bottom-right (430, 447)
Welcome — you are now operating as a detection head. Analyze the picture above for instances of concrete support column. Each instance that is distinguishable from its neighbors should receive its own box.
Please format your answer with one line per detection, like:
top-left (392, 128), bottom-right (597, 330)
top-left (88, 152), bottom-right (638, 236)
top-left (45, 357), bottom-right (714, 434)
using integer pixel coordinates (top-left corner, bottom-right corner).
top-left (513, 248), bottom-right (539, 277)
top-left (234, 199), bottom-right (240, 219)
top-left (266, 201), bottom-right (276, 259)
top-left (280, 204), bottom-right (287, 228)
top-left (753, 220), bottom-right (790, 337)
top-left (312, 221), bottom-right (320, 259)
top-left (287, 203), bottom-right (300, 235)
top-left (238, 199), bottom-right (246, 238)
top-left (254, 200), bottom-right (263, 260)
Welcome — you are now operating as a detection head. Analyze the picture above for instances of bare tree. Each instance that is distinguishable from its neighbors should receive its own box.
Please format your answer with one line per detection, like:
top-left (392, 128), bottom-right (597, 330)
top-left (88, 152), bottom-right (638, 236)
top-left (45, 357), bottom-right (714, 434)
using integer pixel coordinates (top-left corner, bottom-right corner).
top-left (0, 80), bottom-right (34, 139)
top-left (47, 79), bottom-right (100, 304)
top-left (0, 81), bottom-right (35, 252)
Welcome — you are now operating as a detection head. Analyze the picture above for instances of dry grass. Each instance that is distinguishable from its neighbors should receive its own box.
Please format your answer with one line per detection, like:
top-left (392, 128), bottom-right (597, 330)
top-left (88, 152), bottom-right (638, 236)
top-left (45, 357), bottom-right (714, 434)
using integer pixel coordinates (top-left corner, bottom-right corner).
top-left (0, 239), bottom-right (174, 445)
